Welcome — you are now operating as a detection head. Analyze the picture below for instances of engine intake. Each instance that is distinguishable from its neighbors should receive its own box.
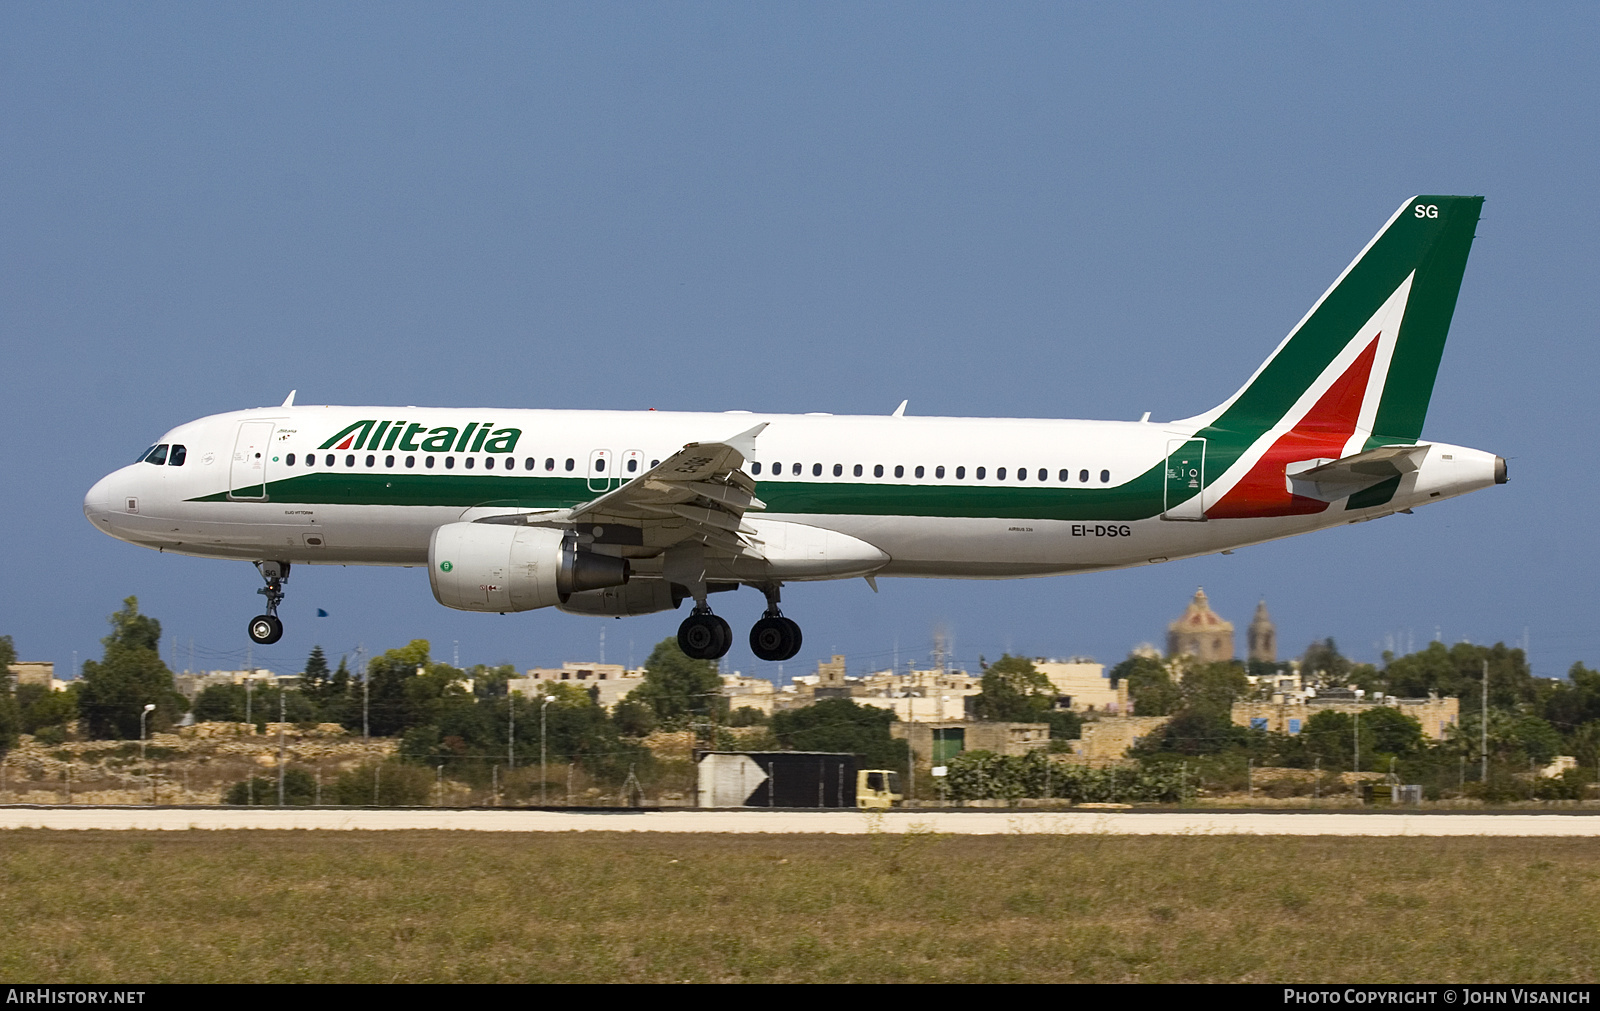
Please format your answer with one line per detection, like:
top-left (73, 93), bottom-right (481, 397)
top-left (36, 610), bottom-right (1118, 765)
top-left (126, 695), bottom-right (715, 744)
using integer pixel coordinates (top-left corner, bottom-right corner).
top-left (429, 523), bottom-right (629, 613)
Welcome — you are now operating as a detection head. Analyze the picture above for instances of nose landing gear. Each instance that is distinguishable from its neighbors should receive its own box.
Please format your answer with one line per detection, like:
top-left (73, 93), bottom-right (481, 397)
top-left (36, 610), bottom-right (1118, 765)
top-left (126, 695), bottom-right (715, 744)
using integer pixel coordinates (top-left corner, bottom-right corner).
top-left (247, 560), bottom-right (290, 645)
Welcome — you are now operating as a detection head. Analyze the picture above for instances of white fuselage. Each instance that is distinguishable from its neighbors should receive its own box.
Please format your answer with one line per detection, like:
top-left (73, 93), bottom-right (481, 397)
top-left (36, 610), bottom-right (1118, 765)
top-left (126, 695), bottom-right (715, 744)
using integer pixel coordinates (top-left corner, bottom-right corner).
top-left (84, 405), bottom-right (1502, 582)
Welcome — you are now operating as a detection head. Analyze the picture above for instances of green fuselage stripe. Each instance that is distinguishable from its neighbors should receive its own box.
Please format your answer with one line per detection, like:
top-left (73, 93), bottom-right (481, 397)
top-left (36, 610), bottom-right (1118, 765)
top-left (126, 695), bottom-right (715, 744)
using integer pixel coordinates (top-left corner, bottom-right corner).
top-left (191, 464), bottom-right (1172, 521)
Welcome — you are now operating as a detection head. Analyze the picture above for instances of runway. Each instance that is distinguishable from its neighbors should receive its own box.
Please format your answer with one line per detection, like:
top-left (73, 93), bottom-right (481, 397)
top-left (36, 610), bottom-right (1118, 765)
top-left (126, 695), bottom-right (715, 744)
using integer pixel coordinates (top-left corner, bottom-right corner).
top-left (5, 806), bottom-right (1600, 835)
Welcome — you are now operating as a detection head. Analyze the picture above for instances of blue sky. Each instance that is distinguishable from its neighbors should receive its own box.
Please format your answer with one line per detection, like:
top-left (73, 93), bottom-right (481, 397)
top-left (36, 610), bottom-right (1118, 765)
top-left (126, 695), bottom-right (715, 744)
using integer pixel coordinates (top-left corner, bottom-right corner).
top-left (3, 4), bottom-right (1595, 682)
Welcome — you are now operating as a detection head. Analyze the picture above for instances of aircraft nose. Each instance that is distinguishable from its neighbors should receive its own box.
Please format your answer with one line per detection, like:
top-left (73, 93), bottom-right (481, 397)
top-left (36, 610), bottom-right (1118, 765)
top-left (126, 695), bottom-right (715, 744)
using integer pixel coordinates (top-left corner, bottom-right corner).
top-left (84, 473), bottom-right (114, 529)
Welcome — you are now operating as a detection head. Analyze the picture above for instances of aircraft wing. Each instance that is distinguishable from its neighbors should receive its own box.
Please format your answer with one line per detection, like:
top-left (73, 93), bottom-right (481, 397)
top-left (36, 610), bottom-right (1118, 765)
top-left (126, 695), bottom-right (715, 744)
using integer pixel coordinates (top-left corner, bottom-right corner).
top-left (1286, 444), bottom-right (1430, 502)
top-left (563, 423), bottom-right (769, 555)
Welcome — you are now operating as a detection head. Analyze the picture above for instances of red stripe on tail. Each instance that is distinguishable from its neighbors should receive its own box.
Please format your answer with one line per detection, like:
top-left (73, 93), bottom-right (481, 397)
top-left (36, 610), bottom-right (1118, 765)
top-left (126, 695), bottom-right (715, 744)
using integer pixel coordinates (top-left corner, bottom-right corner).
top-left (1207, 336), bottom-right (1380, 518)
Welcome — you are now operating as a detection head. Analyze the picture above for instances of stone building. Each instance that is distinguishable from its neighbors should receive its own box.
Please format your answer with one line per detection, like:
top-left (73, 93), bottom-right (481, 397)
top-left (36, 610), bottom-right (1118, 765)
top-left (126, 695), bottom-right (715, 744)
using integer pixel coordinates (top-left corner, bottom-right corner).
top-left (515, 662), bottom-right (644, 709)
top-left (1231, 691), bottom-right (1460, 741)
top-left (891, 720), bottom-right (1050, 766)
top-left (1166, 588), bottom-right (1235, 662)
top-left (1247, 600), bottom-right (1277, 664)
top-left (8, 662), bottom-right (55, 689)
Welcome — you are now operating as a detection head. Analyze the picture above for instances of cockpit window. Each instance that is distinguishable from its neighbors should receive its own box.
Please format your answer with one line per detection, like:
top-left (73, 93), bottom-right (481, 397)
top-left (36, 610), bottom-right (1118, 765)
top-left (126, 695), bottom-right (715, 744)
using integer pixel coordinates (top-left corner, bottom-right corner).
top-left (143, 444), bottom-right (169, 466)
top-left (168, 445), bottom-right (187, 466)
top-left (136, 445), bottom-right (157, 464)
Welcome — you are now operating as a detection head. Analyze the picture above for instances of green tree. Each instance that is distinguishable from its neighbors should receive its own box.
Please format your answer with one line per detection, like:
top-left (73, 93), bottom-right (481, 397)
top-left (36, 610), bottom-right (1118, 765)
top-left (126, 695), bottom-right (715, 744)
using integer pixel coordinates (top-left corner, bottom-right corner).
top-left (355, 640), bottom-right (470, 737)
top-left (611, 697), bottom-right (658, 738)
top-left (0, 634), bottom-right (19, 753)
top-left (770, 697), bottom-right (908, 769)
top-left (76, 598), bottom-right (186, 739)
top-left (1111, 655), bottom-right (1182, 716)
top-left (225, 768), bottom-right (317, 806)
top-left (193, 682), bottom-right (315, 729)
top-left (300, 646), bottom-right (332, 701)
top-left (972, 655), bottom-right (1056, 721)
top-left (16, 683), bottom-right (77, 737)
top-left (1379, 641), bottom-right (1534, 713)
top-left (1301, 638), bottom-right (1352, 684)
top-left (1178, 660), bottom-right (1250, 718)
top-left (631, 639), bottom-right (725, 726)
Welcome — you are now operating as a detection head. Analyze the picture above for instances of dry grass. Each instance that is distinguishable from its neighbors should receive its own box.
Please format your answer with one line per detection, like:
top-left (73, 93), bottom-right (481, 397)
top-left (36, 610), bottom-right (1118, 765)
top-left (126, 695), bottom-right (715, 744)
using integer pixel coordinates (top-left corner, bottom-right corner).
top-left (0, 830), bottom-right (1596, 983)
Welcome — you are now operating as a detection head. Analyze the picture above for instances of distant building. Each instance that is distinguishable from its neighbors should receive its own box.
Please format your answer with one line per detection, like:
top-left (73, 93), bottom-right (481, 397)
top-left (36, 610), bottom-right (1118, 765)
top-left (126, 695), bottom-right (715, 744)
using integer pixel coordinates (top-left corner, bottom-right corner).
top-left (891, 720), bottom-right (1050, 766)
top-left (1167, 587), bottom-right (1235, 662)
top-left (8, 662), bottom-right (55, 689)
top-left (1231, 691), bottom-right (1460, 741)
top-left (1033, 660), bottom-right (1125, 713)
top-left (515, 662), bottom-right (643, 709)
top-left (1247, 600), bottom-right (1277, 663)
top-left (173, 668), bottom-right (284, 702)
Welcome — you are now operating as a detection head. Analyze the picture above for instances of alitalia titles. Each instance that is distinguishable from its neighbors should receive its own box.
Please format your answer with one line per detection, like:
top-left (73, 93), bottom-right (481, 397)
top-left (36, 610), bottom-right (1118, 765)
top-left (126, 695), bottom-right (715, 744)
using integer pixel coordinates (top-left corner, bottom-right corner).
top-left (318, 420), bottom-right (522, 454)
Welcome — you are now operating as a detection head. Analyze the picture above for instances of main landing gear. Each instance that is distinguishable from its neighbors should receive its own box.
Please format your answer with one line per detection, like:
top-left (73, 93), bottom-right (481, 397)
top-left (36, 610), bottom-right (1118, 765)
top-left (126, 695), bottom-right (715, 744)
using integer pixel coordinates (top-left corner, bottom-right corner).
top-left (675, 584), bottom-right (802, 662)
top-left (248, 560), bottom-right (290, 645)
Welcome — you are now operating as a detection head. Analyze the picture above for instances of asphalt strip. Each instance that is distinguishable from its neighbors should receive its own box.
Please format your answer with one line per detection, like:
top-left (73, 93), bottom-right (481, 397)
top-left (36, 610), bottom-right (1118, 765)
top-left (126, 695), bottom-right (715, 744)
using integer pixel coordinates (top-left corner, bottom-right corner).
top-left (4, 807), bottom-right (1600, 835)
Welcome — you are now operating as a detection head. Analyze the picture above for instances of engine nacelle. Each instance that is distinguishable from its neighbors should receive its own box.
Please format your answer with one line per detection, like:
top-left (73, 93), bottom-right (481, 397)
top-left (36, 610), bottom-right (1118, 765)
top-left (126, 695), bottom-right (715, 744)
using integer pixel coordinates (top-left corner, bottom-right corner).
top-left (557, 580), bottom-right (685, 616)
top-left (428, 522), bottom-right (629, 613)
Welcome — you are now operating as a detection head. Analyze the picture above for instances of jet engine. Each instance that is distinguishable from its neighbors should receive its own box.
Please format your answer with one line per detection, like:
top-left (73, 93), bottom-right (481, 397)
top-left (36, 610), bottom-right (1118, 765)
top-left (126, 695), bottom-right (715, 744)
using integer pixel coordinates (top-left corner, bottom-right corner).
top-left (557, 580), bottom-right (685, 616)
top-left (429, 523), bottom-right (629, 613)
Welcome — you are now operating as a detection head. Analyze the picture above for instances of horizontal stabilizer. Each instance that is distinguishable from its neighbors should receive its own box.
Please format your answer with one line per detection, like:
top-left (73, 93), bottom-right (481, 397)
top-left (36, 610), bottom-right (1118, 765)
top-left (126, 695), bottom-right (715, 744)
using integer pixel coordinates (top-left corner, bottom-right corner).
top-left (1286, 444), bottom-right (1429, 502)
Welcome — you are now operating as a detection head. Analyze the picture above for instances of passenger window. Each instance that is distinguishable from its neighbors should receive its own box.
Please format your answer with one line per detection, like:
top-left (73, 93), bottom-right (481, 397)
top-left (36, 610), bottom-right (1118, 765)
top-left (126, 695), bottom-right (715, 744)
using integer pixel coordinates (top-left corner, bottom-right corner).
top-left (286, 453), bottom-right (296, 467)
top-left (322, 454), bottom-right (333, 467)
top-left (752, 462), bottom-right (762, 475)
top-left (445, 457), bottom-right (455, 469)
top-left (1100, 469), bottom-right (1111, 483)
top-left (545, 458), bottom-right (555, 471)
top-left (792, 463), bottom-right (801, 476)
top-left (364, 454), bottom-right (374, 467)
top-left (813, 463), bottom-right (822, 477)
top-left (345, 455), bottom-right (355, 467)
top-left (651, 459), bottom-right (660, 467)
top-left (955, 466), bottom-right (964, 479)
top-left (482, 457), bottom-right (492, 470)
top-left (594, 458), bottom-right (605, 472)
top-left (997, 467), bottom-right (1006, 480)
top-left (144, 444), bottom-right (168, 466)
top-left (524, 458), bottom-right (535, 470)
top-left (877, 465), bottom-right (888, 478)
top-left (425, 457), bottom-right (435, 469)
top-left (565, 458), bottom-right (575, 472)
top-left (833, 464), bottom-right (843, 477)
top-left (306, 454), bottom-right (315, 467)
top-left (1059, 469), bottom-right (1068, 482)
top-left (168, 445), bottom-right (187, 466)
top-left (386, 455), bottom-right (395, 468)
top-left (1038, 468), bottom-right (1046, 481)
top-left (1079, 469), bottom-right (1089, 483)
top-left (464, 457), bottom-right (475, 470)
top-left (933, 465), bottom-right (942, 478)
top-left (627, 458), bottom-right (638, 473)
top-left (405, 456), bottom-right (415, 468)
top-left (853, 464), bottom-right (863, 477)
top-left (913, 465), bottom-right (922, 478)
top-left (976, 467), bottom-right (986, 480)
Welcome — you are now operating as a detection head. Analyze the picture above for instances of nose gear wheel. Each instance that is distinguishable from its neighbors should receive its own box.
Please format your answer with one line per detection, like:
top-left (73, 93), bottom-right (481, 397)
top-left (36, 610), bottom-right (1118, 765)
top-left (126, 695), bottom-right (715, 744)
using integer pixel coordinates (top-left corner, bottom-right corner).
top-left (247, 560), bottom-right (291, 645)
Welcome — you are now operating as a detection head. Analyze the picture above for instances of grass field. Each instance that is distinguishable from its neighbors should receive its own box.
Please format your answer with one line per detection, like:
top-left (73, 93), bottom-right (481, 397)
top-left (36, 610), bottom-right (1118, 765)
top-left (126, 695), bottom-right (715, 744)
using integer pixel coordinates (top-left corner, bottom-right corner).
top-left (1, 830), bottom-right (1596, 983)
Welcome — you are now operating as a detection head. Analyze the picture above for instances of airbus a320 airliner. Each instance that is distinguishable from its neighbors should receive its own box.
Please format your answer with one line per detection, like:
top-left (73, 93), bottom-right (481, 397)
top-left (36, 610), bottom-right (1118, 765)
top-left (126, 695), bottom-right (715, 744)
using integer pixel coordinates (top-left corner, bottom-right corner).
top-left (86, 196), bottom-right (1504, 662)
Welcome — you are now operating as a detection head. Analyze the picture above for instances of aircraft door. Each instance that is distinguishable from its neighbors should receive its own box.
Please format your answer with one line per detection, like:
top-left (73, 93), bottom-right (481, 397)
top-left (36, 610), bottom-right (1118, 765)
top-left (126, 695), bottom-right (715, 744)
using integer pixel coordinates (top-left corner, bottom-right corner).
top-left (1162, 438), bottom-right (1206, 521)
top-left (229, 421), bottom-right (276, 500)
top-left (587, 449), bottom-right (613, 493)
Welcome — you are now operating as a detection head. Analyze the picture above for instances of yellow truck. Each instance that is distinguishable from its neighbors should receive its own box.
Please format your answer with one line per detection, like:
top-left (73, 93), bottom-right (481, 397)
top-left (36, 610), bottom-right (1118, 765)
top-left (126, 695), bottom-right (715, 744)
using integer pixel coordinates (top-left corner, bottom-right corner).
top-left (855, 769), bottom-right (904, 810)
